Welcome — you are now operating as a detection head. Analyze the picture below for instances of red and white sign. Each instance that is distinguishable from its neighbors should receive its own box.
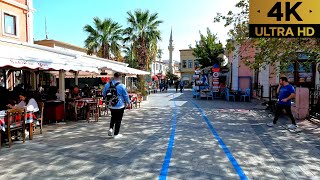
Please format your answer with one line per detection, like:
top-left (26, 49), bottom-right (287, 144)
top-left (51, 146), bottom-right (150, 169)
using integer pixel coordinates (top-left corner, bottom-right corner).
top-left (213, 72), bottom-right (219, 78)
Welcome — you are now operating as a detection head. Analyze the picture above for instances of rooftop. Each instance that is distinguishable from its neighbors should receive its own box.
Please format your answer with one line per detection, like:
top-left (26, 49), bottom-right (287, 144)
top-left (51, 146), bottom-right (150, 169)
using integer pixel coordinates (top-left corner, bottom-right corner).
top-left (34, 39), bottom-right (87, 53)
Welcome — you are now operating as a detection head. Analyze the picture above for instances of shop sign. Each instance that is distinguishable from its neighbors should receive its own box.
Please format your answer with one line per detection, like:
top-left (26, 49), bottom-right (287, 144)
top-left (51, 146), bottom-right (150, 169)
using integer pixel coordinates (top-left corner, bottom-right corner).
top-left (9, 59), bottom-right (49, 68)
top-left (213, 72), bottom-right (219, 78)
top-left (10, 59), bottom-right (34, 66)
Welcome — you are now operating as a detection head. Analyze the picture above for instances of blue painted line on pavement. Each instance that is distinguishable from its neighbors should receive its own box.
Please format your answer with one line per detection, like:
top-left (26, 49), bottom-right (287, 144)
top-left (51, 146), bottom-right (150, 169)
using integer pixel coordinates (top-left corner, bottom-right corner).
top-left (159, 94), bottom-right (177, 180)
top-left (192, 101), bottom-right (248, 180)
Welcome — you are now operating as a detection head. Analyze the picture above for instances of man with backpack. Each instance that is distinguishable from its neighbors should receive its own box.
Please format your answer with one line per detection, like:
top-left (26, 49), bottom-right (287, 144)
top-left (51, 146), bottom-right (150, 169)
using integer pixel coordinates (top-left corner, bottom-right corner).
top-left (102, 72), bottom-right (130, 138)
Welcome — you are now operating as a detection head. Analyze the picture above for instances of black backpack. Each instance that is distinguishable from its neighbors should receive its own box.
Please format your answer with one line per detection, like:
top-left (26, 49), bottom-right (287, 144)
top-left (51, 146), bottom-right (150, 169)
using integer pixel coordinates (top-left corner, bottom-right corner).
top-left (106, 82), bottom-right (120, 106)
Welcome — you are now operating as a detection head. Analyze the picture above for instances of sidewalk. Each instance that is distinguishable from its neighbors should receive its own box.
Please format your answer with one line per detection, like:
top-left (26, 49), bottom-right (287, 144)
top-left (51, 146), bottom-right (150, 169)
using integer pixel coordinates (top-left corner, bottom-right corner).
top-left (1, 91), bottom-right (320, 179)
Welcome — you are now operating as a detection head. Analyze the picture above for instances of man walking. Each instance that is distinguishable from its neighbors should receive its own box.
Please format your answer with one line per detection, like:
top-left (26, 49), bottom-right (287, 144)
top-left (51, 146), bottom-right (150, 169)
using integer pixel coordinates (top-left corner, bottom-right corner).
top-left (179, 80), bottom-right (184, 93)
top-left (103, 72), bottom-right (130, 138)
top-left (175, 81), bottom-right (179, 93)
top-left (267, 77), bottom-right (297, 129)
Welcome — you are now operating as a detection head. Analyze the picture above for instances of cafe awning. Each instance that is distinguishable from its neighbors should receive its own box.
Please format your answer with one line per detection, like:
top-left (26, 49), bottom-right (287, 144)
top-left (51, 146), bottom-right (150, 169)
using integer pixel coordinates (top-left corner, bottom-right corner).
top-left (0, 41), bottom-right (98, 73)
top-left (80, 56), bottom-right (150, 75)
top-left (48, 71), bottom-right (100, 78)
top-left (124, 66), bottom-right (150, 75)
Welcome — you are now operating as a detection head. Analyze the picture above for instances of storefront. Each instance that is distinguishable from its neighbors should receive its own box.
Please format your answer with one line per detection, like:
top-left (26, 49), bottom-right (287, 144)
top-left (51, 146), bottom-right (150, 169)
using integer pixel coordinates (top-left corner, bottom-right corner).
top-left (282, 53), bottom-right (317, 88)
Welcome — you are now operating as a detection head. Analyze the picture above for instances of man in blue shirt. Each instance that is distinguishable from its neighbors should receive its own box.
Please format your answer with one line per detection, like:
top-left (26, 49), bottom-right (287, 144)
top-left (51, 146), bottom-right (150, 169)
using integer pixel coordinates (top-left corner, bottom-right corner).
top-left (103, 72), bottom-right (130, 138)
top-left (267, 77), bottom-right (297, 129)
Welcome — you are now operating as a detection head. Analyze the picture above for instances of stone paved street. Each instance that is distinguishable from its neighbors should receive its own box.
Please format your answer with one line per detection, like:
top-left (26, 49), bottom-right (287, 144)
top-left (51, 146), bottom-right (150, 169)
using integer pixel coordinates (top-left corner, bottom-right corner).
top-left (1, 90), bottom-right (320, 180)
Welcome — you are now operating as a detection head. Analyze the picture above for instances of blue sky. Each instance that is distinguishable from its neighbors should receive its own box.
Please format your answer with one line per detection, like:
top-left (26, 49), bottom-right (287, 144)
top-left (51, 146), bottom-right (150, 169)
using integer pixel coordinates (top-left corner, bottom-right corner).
top-left (33, 0), bottom-right (238, 61)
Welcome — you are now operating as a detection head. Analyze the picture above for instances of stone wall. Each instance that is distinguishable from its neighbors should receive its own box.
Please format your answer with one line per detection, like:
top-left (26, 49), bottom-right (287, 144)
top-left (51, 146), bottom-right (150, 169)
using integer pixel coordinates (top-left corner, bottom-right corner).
top-left (292, 87), bottom-right (309, 120)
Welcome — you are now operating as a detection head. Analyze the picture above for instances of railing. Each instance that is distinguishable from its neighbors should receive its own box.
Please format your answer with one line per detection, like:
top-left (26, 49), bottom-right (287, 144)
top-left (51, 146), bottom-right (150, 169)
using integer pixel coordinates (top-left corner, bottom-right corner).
top-left (309, 85), bottom-right (320, 120)
top-left (254, 84), bottom-right (264, 98)
top-left (267, 85), bottom-right (279, 112)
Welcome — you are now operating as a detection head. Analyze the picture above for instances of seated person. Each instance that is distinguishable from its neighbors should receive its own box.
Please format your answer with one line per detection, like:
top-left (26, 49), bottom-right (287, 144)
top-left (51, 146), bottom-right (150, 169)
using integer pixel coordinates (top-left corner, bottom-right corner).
top-left (82, 84), bottom-right (91, 98)
top-left (68, 85), bottom-right (81, 99)
top-left (6, 92), bottom-right (39, 137)
top-left (7, 92), bottom-right (39, 116)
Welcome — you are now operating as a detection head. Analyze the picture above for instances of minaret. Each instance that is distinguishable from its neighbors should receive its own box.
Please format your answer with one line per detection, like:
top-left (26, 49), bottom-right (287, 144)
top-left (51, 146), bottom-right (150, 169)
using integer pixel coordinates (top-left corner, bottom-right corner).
top-left (168, 28), bottom-right (174, 74)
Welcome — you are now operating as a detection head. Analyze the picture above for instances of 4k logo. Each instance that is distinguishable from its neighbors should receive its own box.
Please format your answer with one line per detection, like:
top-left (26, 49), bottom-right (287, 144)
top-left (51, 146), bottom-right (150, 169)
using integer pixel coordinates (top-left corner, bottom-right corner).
top-left (267, 2), bottom-right (303, 21)
top-left (249, 0), bottom-right (320, 38)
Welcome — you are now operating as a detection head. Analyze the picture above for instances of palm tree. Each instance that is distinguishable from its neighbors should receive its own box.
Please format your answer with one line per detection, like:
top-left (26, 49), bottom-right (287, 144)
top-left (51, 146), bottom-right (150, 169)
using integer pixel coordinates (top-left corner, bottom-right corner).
top-left (123, 9), bottom-right (163, 70)
top-left (157, 49), bottom-right (163, 59)
top-left (84, 17), bottom-right (123, 59)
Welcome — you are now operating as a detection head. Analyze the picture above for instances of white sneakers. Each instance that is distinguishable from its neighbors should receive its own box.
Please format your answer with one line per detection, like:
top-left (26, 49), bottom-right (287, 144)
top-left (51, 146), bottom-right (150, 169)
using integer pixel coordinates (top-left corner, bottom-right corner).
top-left (108, 128), bottom-right (113, 136)
top-left (108, 128), bottom-right (123, 139)
top-left (267, 123), bottom-right (298, 129)
top-left (25, 130), bottom-right (29, 138)
top-left (267, 123), bottom-right (275, 127)
top-left (287, 124), bottom-right (298, 130)
top-left (114, 134), bottom-right (123, 139)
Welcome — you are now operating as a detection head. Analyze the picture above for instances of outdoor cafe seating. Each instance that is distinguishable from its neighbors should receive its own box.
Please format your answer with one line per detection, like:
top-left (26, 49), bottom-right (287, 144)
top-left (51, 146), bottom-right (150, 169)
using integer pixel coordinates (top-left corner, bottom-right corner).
top-left (193, 86), bottom-right (250, 102)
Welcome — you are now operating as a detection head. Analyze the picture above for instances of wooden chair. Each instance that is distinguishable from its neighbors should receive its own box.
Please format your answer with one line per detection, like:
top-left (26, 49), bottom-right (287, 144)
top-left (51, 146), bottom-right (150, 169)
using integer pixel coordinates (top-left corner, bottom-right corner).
top-left (0, 109), bottom-right (26, 148)
top-left (87, 100), bottom-right (99, 123)
top-left (33, 102), bottom-right (44, 134)
top-left (66, 98), bottom-right (83, 121)
top-left (94, 97), bottom-right (107, 117)
top-left (136, 95), bottom-right (142, 108)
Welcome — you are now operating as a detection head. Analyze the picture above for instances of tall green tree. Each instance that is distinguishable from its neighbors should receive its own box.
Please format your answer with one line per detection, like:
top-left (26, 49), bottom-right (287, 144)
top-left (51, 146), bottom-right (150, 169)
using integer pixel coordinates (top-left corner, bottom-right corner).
top-left (166, 71), bottom-right (179, 81)
top-left (191, 28), bottom-right (225, 68)
top-left (123, 9), bottom-right (163, 70)
top-left (123, 45), bottom-right (138, 68)
top-left (157, 49), bottom-right (163, 60)
top-left (214, 0), bottom-right (320, 71)
top-left (84, 17), bottom-right (123, 59)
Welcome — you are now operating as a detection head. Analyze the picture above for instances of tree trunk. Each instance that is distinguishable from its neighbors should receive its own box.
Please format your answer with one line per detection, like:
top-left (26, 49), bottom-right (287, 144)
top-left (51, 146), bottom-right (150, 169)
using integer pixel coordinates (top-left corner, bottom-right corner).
top-left (137, 38), bottom-right (148, 70)
top-left (137, 75), bottom-right (147, 96)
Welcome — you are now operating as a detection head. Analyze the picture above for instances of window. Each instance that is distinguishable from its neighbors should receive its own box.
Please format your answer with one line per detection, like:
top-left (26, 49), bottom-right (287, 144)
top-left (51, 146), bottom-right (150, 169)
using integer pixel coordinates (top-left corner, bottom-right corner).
top-left (188, 60), bottom-right (193, 68)
top-left (281, 53), bottom-right (315, 88)
top-left (194, 60), bottom-right (199, 69)
top-left (160, 64), bottom-right (162, 71)
top-left (4, 13), bottom-right (17, 35)
top-left (156, 64), bottom-right (159, 70)
top-left (182, 60), bottom-right (187, 68)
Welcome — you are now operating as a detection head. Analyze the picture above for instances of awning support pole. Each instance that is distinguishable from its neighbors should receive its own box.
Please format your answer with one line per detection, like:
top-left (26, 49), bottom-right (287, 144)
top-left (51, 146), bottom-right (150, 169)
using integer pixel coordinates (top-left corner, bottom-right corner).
top-left (74, 71), bottom-right (79, 86)
top-left (59, 70), bottom-right (65, 102)
top-left (3, 69), bottom-right (7, 89)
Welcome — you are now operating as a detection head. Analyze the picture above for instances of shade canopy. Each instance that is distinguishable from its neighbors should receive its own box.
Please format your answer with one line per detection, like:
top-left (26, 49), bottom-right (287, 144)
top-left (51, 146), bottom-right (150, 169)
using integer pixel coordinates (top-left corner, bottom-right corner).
top-left (0, 42), bottom-right (99, 73)
top-left (0, 40), bottom-right (150, 75)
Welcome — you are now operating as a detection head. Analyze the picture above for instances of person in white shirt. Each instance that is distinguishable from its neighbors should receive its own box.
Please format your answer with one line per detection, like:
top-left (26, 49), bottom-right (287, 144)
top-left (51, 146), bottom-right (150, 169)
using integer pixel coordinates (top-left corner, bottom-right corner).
top-left (7, 92), bottom-right (39, 138)
top-left (7, 92), bottom-right (39, 113)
